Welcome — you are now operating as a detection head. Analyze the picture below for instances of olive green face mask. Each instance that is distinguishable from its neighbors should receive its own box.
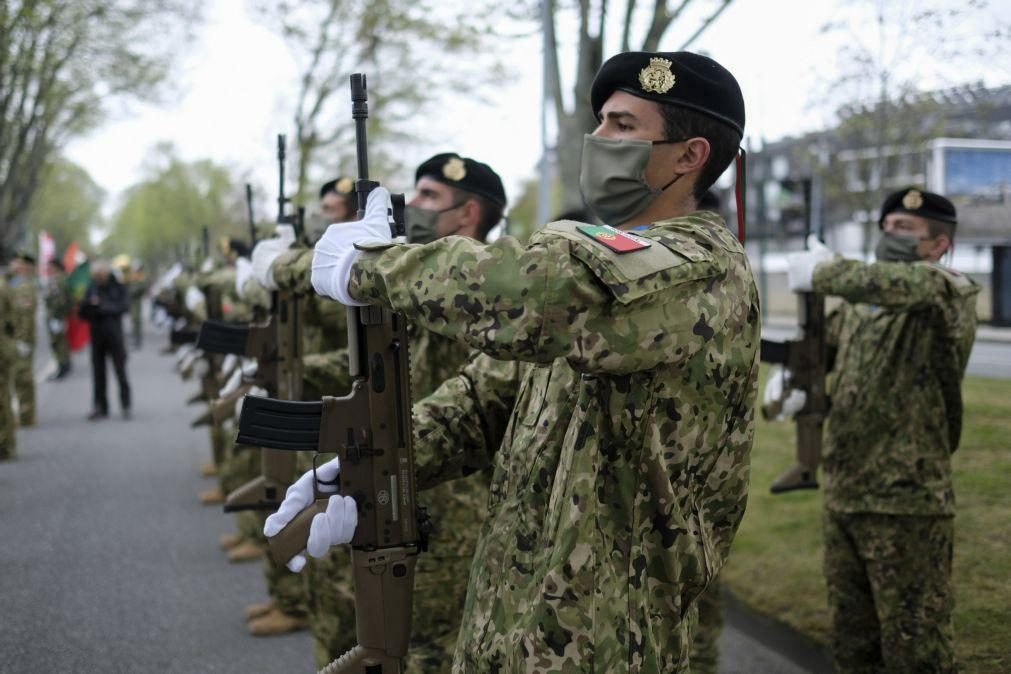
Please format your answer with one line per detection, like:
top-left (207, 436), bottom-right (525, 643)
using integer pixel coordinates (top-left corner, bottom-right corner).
top-left (578, 134), bottom-right (682, 225)
top-left (875, 231), bottom-right (924, 262)
top-left (404, 203), bottom-right (464, 244)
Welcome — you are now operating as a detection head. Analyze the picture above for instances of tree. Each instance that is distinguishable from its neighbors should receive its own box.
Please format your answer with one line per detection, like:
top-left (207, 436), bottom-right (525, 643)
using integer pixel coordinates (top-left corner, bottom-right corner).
top-left (106, 144), bottom-right (245, 269)
top-left (0, 0), bottom-right (201, 258)
top-left (543, 0), bottom-right (734, 211)
top-left (24, 156), bottom-right (104, 254)
top-left (253, 0), bottom-right (508, 204)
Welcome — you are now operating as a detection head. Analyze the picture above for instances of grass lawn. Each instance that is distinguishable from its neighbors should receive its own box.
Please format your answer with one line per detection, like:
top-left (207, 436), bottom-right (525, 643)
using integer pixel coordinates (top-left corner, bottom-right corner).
top-left (722, 369), bottom-right (1011, 673)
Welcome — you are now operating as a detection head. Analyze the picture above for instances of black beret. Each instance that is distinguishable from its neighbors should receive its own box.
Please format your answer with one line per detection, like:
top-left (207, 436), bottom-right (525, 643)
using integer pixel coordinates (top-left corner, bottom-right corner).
top-left (879, 187), bottom-right (957, 227)
top-left (320, 177), bottom-right (355, 199)
top-left (415, 153), bottom-right (507, 207)
top-left (591, 51), bottom-right (745, 136)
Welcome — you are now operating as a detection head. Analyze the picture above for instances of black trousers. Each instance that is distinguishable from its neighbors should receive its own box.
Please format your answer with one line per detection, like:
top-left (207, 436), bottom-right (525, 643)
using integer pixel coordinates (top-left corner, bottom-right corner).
top-left (90, 320), bottom-right (131, 413)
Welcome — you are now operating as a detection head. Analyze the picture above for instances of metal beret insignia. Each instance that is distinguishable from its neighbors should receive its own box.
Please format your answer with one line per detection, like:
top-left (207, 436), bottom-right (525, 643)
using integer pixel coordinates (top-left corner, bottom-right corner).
top-left (442, 157), bottom-right (467, 181)
top-left (639, 57), bottom-right (675, 94)
top-left (902, 189), bottom-right (923, 209)
top-left (336, 177), bottom-right (354, 194)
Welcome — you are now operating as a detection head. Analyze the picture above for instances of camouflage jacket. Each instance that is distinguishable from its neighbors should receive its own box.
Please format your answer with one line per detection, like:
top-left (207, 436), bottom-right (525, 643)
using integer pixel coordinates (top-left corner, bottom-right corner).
top-left (350, 214), bottom-right (760, 673)
top-left (44, 273), bottom-right (71, 322)
top-left (0, 276), bottom-right (15, 361)
top-left (814, 259), bottom-right (979, 516)
top-left (9, 277), bottom-right (37, 343)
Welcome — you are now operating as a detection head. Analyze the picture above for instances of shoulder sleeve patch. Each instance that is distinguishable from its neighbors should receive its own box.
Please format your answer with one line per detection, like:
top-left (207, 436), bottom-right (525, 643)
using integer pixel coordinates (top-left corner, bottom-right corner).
top-left (540, 220), bottom-right (721, 304)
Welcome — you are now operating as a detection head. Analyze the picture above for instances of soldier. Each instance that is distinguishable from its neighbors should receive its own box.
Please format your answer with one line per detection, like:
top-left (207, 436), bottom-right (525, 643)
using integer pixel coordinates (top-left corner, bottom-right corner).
top-left (256, 160), bottom-right (506, 668)
top-left (79, 261), bottom-right (132, 420)
top-left (785, 188), bottom-right (976, 673)
top-left (274, 50), bottom-right (759, 671)
top-left (127, 261), bottom-right (149, 350)
top-left (45, 259), bottom-right (73, 380)
top-left (0, 265), bottom-right (17, 460)
top-left (8, 252), bottom-right (38, 427)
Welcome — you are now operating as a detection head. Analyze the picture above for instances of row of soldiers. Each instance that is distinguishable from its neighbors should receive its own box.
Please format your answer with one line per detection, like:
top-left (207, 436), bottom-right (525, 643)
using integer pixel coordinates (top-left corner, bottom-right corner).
top-left (159, 49), bottom-right (973, 673)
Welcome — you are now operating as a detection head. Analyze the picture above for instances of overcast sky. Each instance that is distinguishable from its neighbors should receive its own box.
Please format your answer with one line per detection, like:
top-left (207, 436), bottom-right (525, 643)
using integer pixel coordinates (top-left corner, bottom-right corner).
top-left (64, 0), bottom-right (1011, 224)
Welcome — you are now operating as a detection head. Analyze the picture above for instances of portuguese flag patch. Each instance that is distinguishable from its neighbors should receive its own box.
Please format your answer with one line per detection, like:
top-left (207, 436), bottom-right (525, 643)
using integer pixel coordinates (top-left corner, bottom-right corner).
top-left (576, 224), bottom-right (652, 253)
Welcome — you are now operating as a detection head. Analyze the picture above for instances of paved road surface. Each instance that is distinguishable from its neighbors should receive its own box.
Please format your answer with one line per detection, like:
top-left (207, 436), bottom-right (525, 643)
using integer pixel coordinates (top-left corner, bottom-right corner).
top-left (2, 332), bottom-right (830, 673)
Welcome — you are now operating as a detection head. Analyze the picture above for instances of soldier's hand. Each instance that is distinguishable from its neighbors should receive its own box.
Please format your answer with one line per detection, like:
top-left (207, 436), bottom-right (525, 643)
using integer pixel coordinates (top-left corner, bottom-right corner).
top-left (251, 225), bottom-right (296, 291)
top-left (763, 366), bottom-right (808, 421)
top-left (312, 186), bottom-right (392, 305)
top-left (263, 457), bottom-right (355, 572)
top-left (234, 257), bottom-right (253, 298)
top-left (787, 235), bottom-right (835, 292)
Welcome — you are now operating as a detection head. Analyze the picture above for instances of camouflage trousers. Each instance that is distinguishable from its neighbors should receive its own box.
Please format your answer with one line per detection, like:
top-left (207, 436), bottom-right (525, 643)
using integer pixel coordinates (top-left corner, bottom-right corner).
top-left (0, 356), bottom-right (15, 459)
top-left (688, 577), bottom-right (723, 674)
top-left (49, 330), bottom-right (70, 368)
top-left (12, 352), bottom-right (35, 425)
top-left (824, 511), bottom-right (956, 674)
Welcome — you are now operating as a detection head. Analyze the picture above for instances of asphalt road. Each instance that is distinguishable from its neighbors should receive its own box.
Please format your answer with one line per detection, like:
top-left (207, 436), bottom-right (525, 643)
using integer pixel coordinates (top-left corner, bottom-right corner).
top-left (2, 330), bottom-right (831, 673)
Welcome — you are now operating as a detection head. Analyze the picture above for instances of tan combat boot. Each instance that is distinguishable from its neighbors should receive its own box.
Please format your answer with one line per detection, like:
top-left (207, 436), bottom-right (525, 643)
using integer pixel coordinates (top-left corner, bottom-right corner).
top-left (227, 539), bottom-right (264, 563)
top-left (199, 486), bottom-right (225, 505)
top-left (248, 607), bottom-right (309, 636)
top-left (245, 600), bottom-right (274, 621)
top-left (218, 532), bottom-right (243, 550)
top-left (200, 461), bottom-right (218, 477)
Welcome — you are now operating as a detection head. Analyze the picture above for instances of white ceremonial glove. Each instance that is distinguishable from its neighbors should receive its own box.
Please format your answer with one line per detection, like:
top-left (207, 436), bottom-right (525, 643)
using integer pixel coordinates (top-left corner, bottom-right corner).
top-left (251, 225), bottom-right (296, 291)
top-left (221, 353), bottom-right (238, 375)
top-left (234, 257), bottom-right (253, 298)
top-left (312, 186), bottom-right (392, 305)
top-left (173, 343), bottom-right (195, 367)
top-left (763, 366), bottom-right (808, 421)
top-left (787, 235), bottom-right (835, 292)
top-left (48, 318), bottom-right (64, 333)
top-left (200, 257), bottom-right (215, 274)
top-left (15, 340), bottom-right (31, 357)
top-left (235, 385), bottom-right (267, 420)
top-left (184, 286), bottom-right (205, 313)
top-left (219, 366), bottom-right (244, 398)
top-left (192, 356), bottom-right (210, 380)
top-left (241, 358), bottom-right (258, 380)
top-left (263, 457), bottom-right (355, 572)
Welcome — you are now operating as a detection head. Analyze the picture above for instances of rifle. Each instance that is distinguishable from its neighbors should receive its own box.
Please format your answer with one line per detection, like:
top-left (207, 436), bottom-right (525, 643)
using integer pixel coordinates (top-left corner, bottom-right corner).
top-left (194, 135), bottom-right (306, 512)
top-left (246, 183), bottom-right (258, 246)
top-left (237, 73), bottom-right (425, 673)
top-left (760, 179), bottom-right (829, 493)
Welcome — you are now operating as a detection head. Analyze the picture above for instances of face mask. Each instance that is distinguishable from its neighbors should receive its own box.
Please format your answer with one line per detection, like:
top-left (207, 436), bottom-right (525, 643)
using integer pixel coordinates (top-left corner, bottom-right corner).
top-left (579, 134), bottom-right (682, 225)
top-left (404, 202), bottom-right (464, 244)
top-left (875, 231), bottom-right (925, 262)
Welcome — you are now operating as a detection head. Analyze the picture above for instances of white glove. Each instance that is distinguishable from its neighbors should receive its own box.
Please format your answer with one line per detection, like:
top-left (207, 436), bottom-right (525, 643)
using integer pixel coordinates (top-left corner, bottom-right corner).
top-left (15, 340), bottom-right (32, 357)
top-left (241, 358), bottom-right (258, 380)
top-left (192, 356), bottom-right (210, 380)
top-left (221, 353), bottom-right (238, 375)
top-left (235, 385), bottom-right (267, 420)
top-left (184, 286), bottom-right (205, 313)
top-left (763, 366), bottom-right (808, 420)
top-left (48, 318), bottom-right (65, 333)
top-left (251, 225), bottom-right (296, 291)
top-left (787, 235), bottom-right (835, 292)
top-left (234, 257), bottom-right (253, 298)
top-left (263, 457), bottom-right (355, 572)
top-left (312, 187), bottom-right (392, 305)
top-left (173, 343), bottom-right (195, 367)
top-left (200, 257), bottom-right (215, 274)
top-left (219, 366), bottom-right (244, 398)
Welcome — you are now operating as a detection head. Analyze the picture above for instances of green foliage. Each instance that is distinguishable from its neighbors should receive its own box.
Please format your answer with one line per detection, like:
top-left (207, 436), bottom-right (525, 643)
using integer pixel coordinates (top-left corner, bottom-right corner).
top-left (25, 157), bottom-right (105, 254)
top-left (723, 368), bottom-right (1011, 673)
top-left (106, 144), bottom-right (245, 269)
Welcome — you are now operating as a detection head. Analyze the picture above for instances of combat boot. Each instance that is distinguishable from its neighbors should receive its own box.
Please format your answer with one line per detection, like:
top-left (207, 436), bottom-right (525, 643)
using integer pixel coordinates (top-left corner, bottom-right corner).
top-left (247, 607), bottom-right (309, 636)
top-left (200, 461), bottom-right (218, 477)
top-left (218, 532), bottom-right (243, 550)
top-left (199, 486), bottom-right (225, 505)
top-left (245, 600), bottom-right (274, 621)
top-left (227, 539), bottom-right (264, 563)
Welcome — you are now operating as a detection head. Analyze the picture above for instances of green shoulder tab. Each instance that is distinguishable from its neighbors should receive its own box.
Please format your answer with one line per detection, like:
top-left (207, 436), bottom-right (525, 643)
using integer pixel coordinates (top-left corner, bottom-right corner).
top-left (355, 241), bottom-right (398, 253)
top-left (541, 219), bottom-right (720, 304)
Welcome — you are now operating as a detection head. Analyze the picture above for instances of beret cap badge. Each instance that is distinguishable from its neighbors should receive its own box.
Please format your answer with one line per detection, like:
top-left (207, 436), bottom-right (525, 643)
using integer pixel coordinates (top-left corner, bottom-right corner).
top-left (902, 189), bottom-right (924, 210)
top-left (638, 57), bottom-right (675, 94)
top-left (442, 157), bottom-right (467, 181)
top-left (336, 177), bottom-right (354, 194)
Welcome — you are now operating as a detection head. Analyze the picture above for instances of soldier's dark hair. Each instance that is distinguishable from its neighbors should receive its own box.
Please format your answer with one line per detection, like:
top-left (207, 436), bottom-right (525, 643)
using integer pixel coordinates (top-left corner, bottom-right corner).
top-left (927, 218), bottom-right (955, 242)
top-left (228, 239), bottom-right (250, 258)
top-left (658, 104), bottom-right (741, 202)
top-left (319, 180), bottom-right (338, 199)
top-left (448, 185), bottom-right (504, 242)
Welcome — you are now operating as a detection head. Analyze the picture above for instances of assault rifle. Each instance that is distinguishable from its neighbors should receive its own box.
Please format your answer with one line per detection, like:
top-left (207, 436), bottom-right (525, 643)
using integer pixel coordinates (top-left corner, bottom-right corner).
top-left (237, 73), bottom-right (426, 673)
top-left (760, 179), bottom-right (830, 493)
top-left (195, 136), bottom-right (306, 512)
top-left (246, 183), bottom-right (258, 246)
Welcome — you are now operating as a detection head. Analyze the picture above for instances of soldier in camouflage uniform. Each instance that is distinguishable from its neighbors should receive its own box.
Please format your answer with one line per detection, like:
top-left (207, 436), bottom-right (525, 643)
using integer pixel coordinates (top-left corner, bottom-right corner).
top-left (787, 188), bottom-right (977, 674)
top-left (44, 259), bottom-right (73, 380)
top-left (266, 161), bottom-right (507, 669)
top-left (277, 51), bottom-right (759, 672)
top-left (127, 263), bottom-right (149, 350)
top-left (9, 252), bottom-right (38, 427)
top-left (0, 268), bottom-right (17, 460)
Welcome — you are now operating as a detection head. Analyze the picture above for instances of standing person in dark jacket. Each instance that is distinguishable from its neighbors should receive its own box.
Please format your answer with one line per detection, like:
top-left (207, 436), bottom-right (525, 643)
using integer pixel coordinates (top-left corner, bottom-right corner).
top-left (79, 261), bottom-right (132, 420)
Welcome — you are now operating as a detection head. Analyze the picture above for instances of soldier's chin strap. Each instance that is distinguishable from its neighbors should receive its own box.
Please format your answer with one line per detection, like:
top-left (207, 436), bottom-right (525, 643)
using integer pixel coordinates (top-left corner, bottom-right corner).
top-left (735, 147), bottom-right (747, 243)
